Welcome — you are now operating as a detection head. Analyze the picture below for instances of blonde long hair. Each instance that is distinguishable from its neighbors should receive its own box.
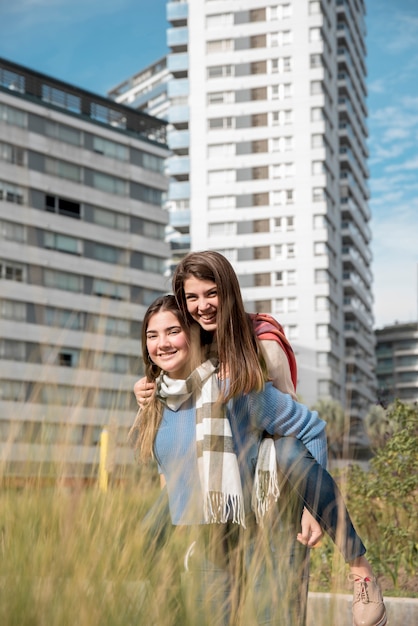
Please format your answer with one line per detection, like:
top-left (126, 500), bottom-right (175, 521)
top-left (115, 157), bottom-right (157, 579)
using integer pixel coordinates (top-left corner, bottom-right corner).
top-left (172, 250), bottom-right (267, 401)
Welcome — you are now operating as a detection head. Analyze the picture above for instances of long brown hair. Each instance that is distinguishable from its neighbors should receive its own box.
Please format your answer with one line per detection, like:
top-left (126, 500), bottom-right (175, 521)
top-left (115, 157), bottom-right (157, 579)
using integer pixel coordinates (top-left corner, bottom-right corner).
top-left (172, 250), bottom-right (267, 401)
top-left (130, 294), bottom-right (199, 462)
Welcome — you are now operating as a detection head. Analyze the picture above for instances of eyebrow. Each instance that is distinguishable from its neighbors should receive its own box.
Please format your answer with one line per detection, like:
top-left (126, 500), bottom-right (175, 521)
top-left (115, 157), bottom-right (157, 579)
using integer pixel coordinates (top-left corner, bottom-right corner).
top-left (146, 325), bottom-right (182, 335)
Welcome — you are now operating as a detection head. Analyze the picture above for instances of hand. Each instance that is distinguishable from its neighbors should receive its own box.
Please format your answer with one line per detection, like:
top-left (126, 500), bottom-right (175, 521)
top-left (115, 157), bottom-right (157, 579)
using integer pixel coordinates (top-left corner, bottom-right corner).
top-left (133, 377), bottom-right (156, 407)
top-left (297, 508), bottom-right (323, 548)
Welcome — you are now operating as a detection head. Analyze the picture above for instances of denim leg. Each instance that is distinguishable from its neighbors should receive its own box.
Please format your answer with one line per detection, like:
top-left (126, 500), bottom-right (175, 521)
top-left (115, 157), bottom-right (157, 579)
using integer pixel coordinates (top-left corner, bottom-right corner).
top-left (274, 437), bottom-right (366, 562)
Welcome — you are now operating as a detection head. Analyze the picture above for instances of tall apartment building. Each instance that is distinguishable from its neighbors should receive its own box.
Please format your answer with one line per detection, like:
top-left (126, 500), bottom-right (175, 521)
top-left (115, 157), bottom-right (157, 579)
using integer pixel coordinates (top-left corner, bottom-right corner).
top-left (110, 0), bottom-right (375, 438)
top-left (0, 58), bottom-right (170, 481)
top-left (375, 322), bottom-right (418, 407)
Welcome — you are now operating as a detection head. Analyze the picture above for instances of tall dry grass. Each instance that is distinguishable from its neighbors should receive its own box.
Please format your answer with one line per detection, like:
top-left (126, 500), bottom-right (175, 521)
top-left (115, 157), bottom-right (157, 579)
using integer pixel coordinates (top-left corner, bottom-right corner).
top-left (0, 466), bottom-right (322, 626)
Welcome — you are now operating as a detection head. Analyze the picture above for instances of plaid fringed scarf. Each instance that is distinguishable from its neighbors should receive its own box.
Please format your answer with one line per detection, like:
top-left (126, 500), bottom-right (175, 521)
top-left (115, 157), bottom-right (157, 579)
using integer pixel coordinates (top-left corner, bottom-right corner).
top-left (157, 359), bottom-right (246, 528)
top-left (251, 437), bottom-right (280, 525)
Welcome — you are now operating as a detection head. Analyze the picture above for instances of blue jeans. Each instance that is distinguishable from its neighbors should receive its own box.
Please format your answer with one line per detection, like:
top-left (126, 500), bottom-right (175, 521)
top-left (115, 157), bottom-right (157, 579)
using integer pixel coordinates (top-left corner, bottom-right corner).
top-left (274, 437), bottom-right (366, 562)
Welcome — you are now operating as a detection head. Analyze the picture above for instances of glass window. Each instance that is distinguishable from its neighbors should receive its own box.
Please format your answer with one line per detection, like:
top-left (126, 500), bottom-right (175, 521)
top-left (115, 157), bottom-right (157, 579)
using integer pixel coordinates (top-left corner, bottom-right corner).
top-left (92, 207), bottom-right (129, 231)
top-left (93, 136), bottom-right (128, 161)
top-left (0, 220), bottom-right (25, 242)
top-left (0, 299), bottom-right (26, 321)
top-left (45, 307), bottom-right (84, 330)
top-left (45, 121), bottom-right (82, 146)
top-left (91, 243), bottom-right (120, 264)
top-left (44, 232), bottom-right (80, 254)
top-left (0, 103), bottom-right (27, 127)
top-left (92, 279), bottom-right (129, 300)
top-left (0, 180), bottom-right (25, 204)
top-left (45, 157), bottom-right (81, 182)
top-left (92, 172), bottom-right (127, 195)
top-left (44, 269), bottom-right (82, 292)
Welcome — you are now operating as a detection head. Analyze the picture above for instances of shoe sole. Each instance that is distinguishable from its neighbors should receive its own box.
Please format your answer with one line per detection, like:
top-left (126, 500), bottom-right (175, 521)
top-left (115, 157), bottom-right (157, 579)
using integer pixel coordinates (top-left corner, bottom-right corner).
top-left (353, 609), bottom-right (387, 626)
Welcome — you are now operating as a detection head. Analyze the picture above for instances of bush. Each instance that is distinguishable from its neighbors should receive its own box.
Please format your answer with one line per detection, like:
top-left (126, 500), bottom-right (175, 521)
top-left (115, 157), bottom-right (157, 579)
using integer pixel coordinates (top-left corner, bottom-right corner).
top-left (310, 400), bottom-right (418, 594)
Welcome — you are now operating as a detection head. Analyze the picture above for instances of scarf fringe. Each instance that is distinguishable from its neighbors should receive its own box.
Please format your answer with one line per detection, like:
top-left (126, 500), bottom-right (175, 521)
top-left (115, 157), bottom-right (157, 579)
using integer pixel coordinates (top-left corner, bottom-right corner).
top-left (252, 437), bottom-right (280, 525)
top-left (205, 492), bottom-right (246, 529)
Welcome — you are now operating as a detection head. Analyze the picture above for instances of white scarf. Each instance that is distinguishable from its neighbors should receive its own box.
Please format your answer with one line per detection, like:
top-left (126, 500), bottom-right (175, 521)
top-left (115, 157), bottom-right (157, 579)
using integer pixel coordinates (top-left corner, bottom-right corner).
top-left (157, 359), bottom-right (246, 527)
top-left (157, 359), bottom-right (280, 527)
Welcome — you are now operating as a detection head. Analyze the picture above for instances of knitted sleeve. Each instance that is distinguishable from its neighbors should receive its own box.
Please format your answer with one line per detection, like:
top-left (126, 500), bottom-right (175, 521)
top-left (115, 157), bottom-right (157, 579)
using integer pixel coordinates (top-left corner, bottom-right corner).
top-left (246, 383), bottom-right (328, 468)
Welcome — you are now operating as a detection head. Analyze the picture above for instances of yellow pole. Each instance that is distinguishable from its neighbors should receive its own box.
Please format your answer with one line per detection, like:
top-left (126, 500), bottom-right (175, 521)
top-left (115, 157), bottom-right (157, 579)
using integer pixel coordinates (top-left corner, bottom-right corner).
top-left (99, 427), bottom-right (109, 492)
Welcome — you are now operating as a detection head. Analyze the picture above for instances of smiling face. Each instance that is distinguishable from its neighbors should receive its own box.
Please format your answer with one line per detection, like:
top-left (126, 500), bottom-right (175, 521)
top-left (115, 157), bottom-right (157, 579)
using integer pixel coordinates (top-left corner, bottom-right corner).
top-left (146, 310), bottom-right (191, 379)
top-left (183, 277), bottom-right (219, 333)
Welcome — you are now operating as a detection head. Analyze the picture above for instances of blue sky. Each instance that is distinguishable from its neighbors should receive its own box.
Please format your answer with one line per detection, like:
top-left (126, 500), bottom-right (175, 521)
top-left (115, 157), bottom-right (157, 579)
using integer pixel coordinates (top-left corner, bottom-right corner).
top-left (1, 0), bottom-right (417, 329)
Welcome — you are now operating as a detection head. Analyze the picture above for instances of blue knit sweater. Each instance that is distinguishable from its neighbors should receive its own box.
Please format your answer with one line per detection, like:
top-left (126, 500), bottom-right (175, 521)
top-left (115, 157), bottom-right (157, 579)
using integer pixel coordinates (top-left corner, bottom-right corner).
top-left (154, 382), bottom-right (327, 525)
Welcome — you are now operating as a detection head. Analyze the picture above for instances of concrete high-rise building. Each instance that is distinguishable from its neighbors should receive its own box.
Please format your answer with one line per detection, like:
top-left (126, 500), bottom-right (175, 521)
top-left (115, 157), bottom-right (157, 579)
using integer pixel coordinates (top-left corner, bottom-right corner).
top-left (0, 58), bottom-right (170, 481)
top-left (375, 322), bottom-right (418, 407)
top-left (110, 0), bottom-right (375, 436)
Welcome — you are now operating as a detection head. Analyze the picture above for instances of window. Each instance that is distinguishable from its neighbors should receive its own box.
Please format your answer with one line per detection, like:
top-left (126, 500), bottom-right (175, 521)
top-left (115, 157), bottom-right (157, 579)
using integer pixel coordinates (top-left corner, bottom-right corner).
top-left (286, 189), bottom-right (294, 203)
top-left (316, 324), bottom-right (329, 339)
top-left (207, 91), bottom-right (234, 105)
top-left (0, 299), bottom-right (26, 321)
top-left (206, 13), bottom-right (233, 28)
top-left (310, 28), bottom-right (322, 43)
top-left (45, 195), bottom-right (81, 219)
top-left (208, 222), bottom-right (236, 236)
top-left (92, 279), bottom-right (129, 300)
top-left (275, 271), bottom-right (284, 286)
top-left (44, 232), bottom-right (81, 255)
top-left (309, 1), bottom-right (321, 14)
top-left (315, 269), bottom-right (328, 283)
top-left (90, 242), bottom-right (120, 264)
top-left (45, 157), bottom-right (81, 183)
top-left (0, 261), bottom-right (24, 282)
top-left (310, 53), bottom-right (323, 69)
top-left (93, 136), bottom-right (128, 161)
top-left (288, 297), bottom-right (298, 312)
top-left (45, 307), bottom-right (85, 331)
top-left (312, 160), bottom-right (325, 175)
top-left (44, 269), bottom-right (82, 292)
top-left (287, 270), bottom-right (296, 285)
top-left (208, 170), bottom-right (235, 184)
top-left (92, 172), bottom-right (127, 195)
top-left (313, 214), bottom-right (327, 229)
top-left (207, 65), bottom-right (233, 79)
top-left (208, 143), bottom-right (235, 158)
top-left (0, 141), bottom-right (24, 166)
top-left (207, 39), bottom-right (233, 53)
top-left (313, 187), bottom-right (326, 202)
top-left (90, 315), bottom-right (130, 337)
top-left (42, 85), bottom-right (81, 113)
top-left (0, 220), bottom-right (25, 242)
top-left (0, 181), bottom-right (24, 204)
top-left (315, 296), bottom-right (329, 311)
top-left (314, 242), bottom-right (327, 255)
top-left (311, 107), bottom-right (324, 122)
top-left (45, 121), bottom-right (81, 146)
top-left (208, 196), bottom-right (235, 210)
top-left (311, 81), bottom-right (323, 95)
top-left (0, 380), bottom-right (26, 401)
top-left (311, 134), bottom-right (324, 148)
top-left (92, 207), bottom-right (129, 231)
top-left (0, 103), bottom-right (27, 127)
top-left (274, 299), bottom-right (284, 314)
top-left (287, 325), bottom-right (298, 340)
top-left (58, 350), bottom-right (79, 367)
top-left (208, 117), bottom-right (234, 130)
top-left (0, 339), bottom-right (25, 360)
top-left (274, 216), bottom-right (294, 231)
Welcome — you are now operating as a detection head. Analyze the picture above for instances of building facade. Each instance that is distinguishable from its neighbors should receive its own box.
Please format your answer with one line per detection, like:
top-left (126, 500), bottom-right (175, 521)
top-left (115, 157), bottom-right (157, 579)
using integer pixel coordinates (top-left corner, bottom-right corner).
top-left (0, 58), bottom-right (171, 481)
top-left (375, 322), bottom-right (418, 407)
top-left (111, 1), bottom-right (376, 435)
